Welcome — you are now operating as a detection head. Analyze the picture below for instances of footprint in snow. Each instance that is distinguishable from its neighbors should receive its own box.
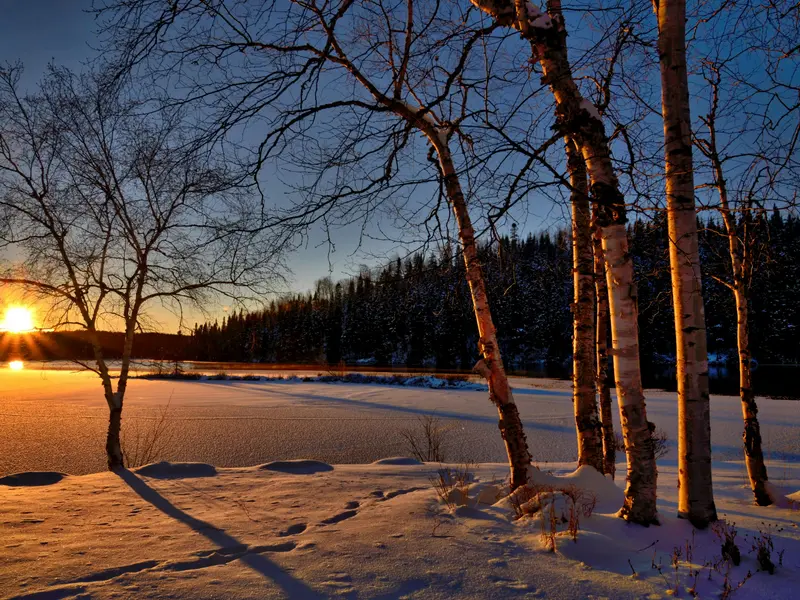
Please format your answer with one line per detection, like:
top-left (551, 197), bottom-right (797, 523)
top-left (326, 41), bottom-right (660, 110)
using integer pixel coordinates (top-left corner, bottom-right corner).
top-left (280, 522), bottom-right (308, 536)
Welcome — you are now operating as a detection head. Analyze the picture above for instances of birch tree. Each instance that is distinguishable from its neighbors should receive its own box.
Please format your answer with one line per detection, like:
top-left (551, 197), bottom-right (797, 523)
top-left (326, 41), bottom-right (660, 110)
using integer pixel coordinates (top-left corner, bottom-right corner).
top-left (592, 208), bottom-right (616, 478)
top-left (690, 0), bottom-right (800, 505)
top-left (0, 66), bottom-right (283, 469)
top-left (655, 0), bottom-right (717, 527)
top-left (565, 139), bottom-right (603, 472)
top-left (469, 0), bottom-right (658, 524)
top-left (95, 0), bottom-right (536, 489)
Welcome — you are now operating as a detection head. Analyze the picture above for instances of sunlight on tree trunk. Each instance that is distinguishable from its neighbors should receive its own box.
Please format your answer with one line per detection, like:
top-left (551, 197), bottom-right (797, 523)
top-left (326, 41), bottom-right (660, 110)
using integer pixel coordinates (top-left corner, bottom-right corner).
top-left (470, 0), bottom-right (658, 524)
top-left (434, 139), bottom-right (532, 491)
top-left (657, 0), bottom-right (716, 526)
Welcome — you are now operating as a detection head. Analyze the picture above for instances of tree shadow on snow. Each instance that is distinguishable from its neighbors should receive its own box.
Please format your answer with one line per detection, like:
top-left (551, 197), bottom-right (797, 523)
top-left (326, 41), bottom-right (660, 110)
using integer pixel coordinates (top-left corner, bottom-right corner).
top-left (115, 469), bottom-right (323, 598)
top-left (265, 388), bottom-right (576, 434)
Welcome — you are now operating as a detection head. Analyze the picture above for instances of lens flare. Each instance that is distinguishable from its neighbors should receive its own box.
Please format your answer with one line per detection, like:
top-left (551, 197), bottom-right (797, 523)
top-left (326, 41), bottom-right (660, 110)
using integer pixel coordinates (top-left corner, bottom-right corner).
top-left (0, 307), bottom-right (35, 333)
top-left (9, 360), bottom-right (24, 371)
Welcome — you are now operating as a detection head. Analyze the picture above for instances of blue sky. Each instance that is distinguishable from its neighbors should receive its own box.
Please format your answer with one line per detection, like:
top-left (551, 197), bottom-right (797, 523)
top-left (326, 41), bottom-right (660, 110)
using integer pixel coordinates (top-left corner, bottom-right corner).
top-left (0, 1), bottom-right (567, 335)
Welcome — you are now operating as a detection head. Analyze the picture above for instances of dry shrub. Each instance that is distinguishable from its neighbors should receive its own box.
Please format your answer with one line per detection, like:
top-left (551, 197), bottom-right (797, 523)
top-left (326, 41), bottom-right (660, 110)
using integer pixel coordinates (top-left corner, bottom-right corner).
top-left (122, 400), bottom-right (175, 468)
top-left (712, 519), bottom-right (741, 566)
top-left (508, 482), bottom-right (596, 549)
top-left (431, 463), bottom-right (474, 509)
top-left (401, 415), bottom-right (450, 462)
top-left (750, 522), bottom-right (782, 574)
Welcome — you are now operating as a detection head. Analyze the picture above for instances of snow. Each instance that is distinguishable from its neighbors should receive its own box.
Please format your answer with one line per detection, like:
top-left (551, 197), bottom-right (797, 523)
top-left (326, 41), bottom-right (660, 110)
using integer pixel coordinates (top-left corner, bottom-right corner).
top-left (1, 460), bottom-right (797, 599)
top-left (1, 369), bottom-right (799, 598)
top-left (580, 98), bottom-right (602, 121)
top-left (0, 471), bottom-right (65, 487)
top-left (2, 369), bottom-right (800, 474)
top-left (258, 460), bottom-right (334, 474)
top-left (134, 462), bottom-right (218, 479)
top-left (525, 2), bottom-right (552, 29)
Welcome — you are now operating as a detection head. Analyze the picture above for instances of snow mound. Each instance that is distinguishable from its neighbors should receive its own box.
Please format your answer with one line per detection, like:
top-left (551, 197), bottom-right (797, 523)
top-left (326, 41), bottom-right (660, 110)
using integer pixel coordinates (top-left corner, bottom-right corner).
top-left (0, 471), bottom-right (66, 487)
top-left (133, 462), bottom-right (218, 479)
top-left (258, 459), bottom-right (334, 474)
top-left (530, 465), bottom-right (623, 513)
top-left (371, 457), bottom-right (424, 466)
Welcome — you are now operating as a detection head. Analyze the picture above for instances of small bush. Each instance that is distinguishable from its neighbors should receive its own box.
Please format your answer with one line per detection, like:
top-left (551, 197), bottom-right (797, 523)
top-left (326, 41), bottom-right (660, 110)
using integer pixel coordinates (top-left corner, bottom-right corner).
top-left (750, 523), bottom-right (782, 574)
top-left (712, 519), bottom-right (741, 566)
top-left (122, 400), bottom-right (175, 468)
top-left (507, 482), bottom-right (596, 549)
top-left (401, 415), bottom-right (450, 462)
top-left (431, 464), bottom-right (473, 509)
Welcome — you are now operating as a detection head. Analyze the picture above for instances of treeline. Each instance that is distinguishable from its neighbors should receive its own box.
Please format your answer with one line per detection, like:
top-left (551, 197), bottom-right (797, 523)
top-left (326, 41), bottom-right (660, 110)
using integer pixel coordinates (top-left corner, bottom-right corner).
top-left (0, 331), bottom-right (189, 362)
top-left (190, 211), bottom-right (800, 370)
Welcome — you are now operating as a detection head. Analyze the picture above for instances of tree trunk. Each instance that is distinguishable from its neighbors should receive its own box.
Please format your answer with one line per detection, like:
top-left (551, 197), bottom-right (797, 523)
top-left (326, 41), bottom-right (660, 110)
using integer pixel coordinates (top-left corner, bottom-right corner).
top-left (106, 405), bottom-right (124, 470)
top-left (566, 140), bottom-right (603, 472)
top-left (733, 280), bottom-right (771, 505)
top-left (469, 0), bottom-right (658, 524)
top-left (432, 137), bottom-right (532, 491)
top-left (709, 153), bottom-right (772, 505)
top-left (86, 332), bottom-right (126, 471)
top-left (657, 0), bottom-right (717, 527)
top-left (593, 208), bottom-right (616, 479)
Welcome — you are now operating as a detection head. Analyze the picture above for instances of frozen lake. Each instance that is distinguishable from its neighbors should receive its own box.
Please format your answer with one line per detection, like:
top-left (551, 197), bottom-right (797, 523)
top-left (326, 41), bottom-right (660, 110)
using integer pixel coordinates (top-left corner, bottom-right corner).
top-left (1, 368), bottom-right (798, 477)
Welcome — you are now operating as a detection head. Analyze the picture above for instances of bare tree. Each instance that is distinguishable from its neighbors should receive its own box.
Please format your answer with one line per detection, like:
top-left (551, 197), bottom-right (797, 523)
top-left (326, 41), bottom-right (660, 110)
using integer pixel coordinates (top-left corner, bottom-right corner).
top-left (0, 65), bottom-right (284, 469)
top-left (95, 0), bottom-right (536, 488)
top-left (655, 0), bottom-right (717, 527)
top-left (690, 0), bottom-right (800, 506)
top-left (470, 0), bottom-right (658, 524)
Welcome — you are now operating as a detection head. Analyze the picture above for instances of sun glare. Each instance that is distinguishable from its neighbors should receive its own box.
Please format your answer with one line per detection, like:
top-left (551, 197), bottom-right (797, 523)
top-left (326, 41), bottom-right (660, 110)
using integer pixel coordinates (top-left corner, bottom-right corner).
top-left (9, 360), bottom-right (24, 371)
top-left (0, 307), bottom-right (35, 333)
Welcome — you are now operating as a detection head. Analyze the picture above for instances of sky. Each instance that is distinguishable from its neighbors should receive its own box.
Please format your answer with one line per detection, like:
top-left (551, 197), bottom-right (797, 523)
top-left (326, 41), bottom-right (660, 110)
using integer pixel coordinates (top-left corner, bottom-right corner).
top-left (0, 1), bottom-right (565, 333)
top-left (0, 1), bottom-right (381, 288)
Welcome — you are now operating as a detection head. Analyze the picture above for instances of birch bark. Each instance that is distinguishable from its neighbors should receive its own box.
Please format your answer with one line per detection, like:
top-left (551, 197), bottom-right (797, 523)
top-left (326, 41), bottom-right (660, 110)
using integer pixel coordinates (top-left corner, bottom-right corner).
top-left (710, 155), bottom-right (772, 506)
top-left (593, 207), bottom-right (616, 479)
top-left (469, 0), bottom-right (658, 524)
top-left (432, 137), bottom-right (533, 490)
top-left (657, 0), bottom-right (716, 526)
top-left (566, 140), bottom-right (604, 472)
top-left (697, 67), bottom-right (773, 507)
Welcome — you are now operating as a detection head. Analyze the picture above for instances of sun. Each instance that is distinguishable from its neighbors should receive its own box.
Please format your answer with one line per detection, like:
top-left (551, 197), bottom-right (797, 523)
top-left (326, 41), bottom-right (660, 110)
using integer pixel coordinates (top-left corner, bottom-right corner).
top-left (0, 307), bottom-right (35, 333)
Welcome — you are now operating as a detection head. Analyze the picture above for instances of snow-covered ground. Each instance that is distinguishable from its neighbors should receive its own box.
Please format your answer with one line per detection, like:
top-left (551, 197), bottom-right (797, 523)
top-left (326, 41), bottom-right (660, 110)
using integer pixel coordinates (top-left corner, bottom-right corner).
top-left (1, 460), bottom-right (798, 599)
top-left (1, 369), bottom-right (799, 476)
top-left (1, 369), bottom-right (799, 599)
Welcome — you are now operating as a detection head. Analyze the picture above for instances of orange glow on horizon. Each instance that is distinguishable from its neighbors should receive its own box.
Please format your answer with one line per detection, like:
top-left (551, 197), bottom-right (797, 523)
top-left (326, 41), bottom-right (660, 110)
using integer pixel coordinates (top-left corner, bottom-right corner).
top-left (9, 360), bottom-right (24, 371)
top-left (0, 307), bottom-right (35, 333)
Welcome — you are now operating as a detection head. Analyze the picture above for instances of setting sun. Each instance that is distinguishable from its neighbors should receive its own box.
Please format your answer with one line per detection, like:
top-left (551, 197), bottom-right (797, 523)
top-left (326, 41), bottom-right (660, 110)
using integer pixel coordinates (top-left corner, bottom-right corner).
top-left (8, 360), bottom-right (24, 371)
top-left (0, 307), bottom-right (35, 333)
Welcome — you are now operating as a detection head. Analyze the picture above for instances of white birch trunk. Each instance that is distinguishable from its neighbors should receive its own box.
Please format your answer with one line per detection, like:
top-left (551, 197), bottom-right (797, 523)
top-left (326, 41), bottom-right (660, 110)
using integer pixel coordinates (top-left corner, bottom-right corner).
top-left (566, 140), bottom-right (604, 472)
top-left (709, 157), bottom-right (773, 506)
top-left (430, 136), bottom-right (532, 490)
top-left (469, 0), bottom-right (658, 524)
top-left (593, 209), bottom-right (616, 479)
top-left (657, 0), bottom-right (717, 526)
